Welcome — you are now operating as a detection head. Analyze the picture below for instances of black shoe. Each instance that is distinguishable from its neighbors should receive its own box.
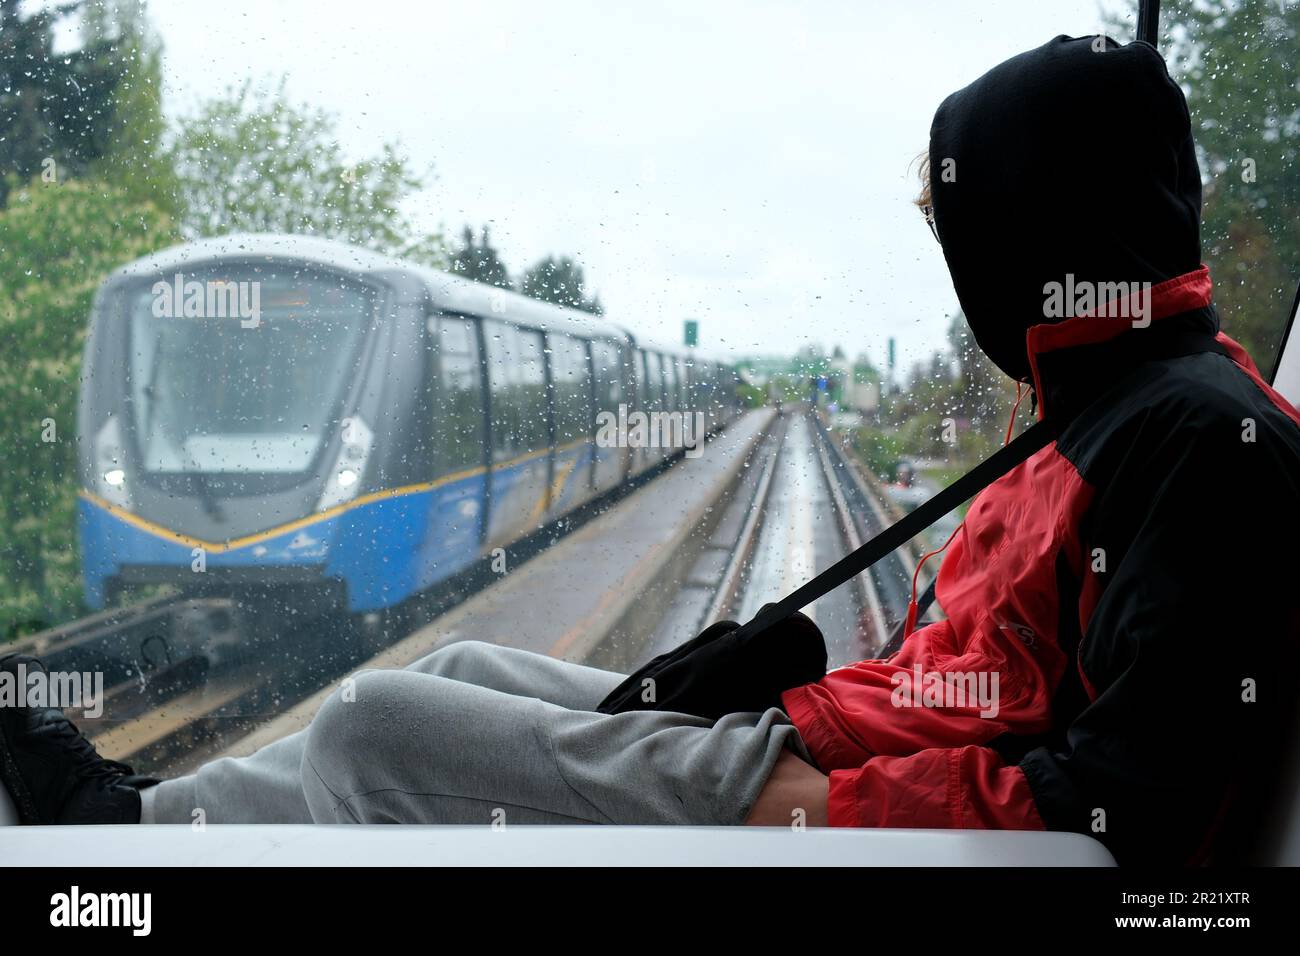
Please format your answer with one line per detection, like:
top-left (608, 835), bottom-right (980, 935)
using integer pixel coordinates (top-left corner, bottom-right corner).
top-left (0, 654), bottom-right (158, 824)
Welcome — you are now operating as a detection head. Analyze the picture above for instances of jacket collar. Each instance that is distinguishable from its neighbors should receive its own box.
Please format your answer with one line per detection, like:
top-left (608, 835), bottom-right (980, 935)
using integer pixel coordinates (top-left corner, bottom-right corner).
top-left (1025, 266), bottom-right (1218, 421)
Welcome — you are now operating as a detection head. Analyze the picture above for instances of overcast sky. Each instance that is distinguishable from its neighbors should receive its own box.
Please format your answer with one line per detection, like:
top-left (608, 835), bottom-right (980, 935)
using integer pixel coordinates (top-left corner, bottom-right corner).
top-left (144, 0), bottom-right (1125, 373)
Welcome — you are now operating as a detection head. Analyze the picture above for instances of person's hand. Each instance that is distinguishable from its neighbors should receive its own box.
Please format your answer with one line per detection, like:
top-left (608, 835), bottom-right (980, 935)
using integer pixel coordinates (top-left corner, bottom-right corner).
top-left (595, 609), bottom-right (825, 719)
top-left (744, 749), bottom-right (829, 827)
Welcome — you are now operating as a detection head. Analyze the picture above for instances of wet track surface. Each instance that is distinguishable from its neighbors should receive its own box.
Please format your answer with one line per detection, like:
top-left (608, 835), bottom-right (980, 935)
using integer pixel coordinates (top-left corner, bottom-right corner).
top-left (734, 413), bottom-right (869, 667)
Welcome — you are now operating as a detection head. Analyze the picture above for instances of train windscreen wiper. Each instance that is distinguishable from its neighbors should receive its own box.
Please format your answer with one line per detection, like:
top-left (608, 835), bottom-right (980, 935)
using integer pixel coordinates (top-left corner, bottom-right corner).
top-left (191, 471), bottom-right (225, 523)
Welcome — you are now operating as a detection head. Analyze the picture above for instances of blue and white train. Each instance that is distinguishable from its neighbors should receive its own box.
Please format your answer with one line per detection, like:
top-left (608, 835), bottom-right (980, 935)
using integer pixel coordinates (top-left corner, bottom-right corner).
top-left (76, 235), bottom-right (741, 614)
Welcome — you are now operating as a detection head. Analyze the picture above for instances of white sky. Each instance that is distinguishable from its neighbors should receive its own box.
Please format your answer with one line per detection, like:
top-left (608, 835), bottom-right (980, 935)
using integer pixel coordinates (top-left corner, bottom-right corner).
top-left (144, 0), bottom-right (1125, 371)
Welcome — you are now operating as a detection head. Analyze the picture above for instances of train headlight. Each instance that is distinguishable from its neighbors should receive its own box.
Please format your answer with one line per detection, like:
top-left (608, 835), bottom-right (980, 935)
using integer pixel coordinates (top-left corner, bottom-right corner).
top-left (317, 416), bottom-right (373, 512)
top-left (94, 417), bottom-right (132, 510)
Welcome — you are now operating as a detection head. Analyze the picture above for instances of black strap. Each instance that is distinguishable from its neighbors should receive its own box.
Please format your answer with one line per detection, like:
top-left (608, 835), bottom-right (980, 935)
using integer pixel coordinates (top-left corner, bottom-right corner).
top-left (728, 419), bottom-right (1062, 643)
top-left (1137, 1), bottom-right (1160, 47)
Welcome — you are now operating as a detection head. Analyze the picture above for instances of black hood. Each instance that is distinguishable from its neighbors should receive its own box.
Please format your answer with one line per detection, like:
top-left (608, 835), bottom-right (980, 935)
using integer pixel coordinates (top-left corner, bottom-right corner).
top-left (929, 35), bottom-right (1204, 382)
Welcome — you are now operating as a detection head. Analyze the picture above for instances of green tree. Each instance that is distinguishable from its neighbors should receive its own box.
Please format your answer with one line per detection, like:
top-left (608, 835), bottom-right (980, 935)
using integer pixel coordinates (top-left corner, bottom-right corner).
top-left (82, 0), bottom-right (176, 212)
top-left (167, 80), bottom-right (446, 264)
top-left (1109, 0), bottom-right (1300, 363)
top-left (449, 224), bottom-right (512, 287)
top-left (519, 254), bottom-right (602, 313)
top-left (0, 178), bottom-right (172, 635)
top-left (0, 0), bottom-right (132, 206)
top-left (0, 0), bottom-right (176, 636)
top-left (945, 310), bottom-right (1012, 436)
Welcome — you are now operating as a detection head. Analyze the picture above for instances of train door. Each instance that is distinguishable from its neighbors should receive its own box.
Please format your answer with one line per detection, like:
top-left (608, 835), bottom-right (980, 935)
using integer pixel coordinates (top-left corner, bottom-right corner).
top-left (624, 343), bottom-right (648, 475)
top-left (422, 312), bottom-right (489, 577)
top-left (663, 355), bottom-right (689, 455)
top-left (482, 319), bottom-right (551, 545)
top-left (590, 338), bottom-right (628, 491)
top-left (642, 351), bottom-right (666, 463)
top-left (547, 332), bottom-right (597, 517)
top-left (694, 361), bottom-right (714, 434)
top-left (660, 353), bottom-right (680, 456)
top-left (663, 356), bottom-right (680, 413)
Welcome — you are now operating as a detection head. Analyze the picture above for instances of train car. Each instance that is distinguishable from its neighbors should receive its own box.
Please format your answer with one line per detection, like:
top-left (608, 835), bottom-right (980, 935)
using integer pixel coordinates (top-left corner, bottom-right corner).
top-left (76, 234), bottom-right (740, 616)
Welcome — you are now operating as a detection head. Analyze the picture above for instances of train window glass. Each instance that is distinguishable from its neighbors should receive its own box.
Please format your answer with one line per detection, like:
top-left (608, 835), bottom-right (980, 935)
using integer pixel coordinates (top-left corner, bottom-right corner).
top-left (483, 320), bottom-right (516, 461)
top-left (550, 334), bottom-right (593, 445)
top-left (1148, 0), bottom-right (1300, 373)
top-left (643, 351), bottom-right (664, 409)
top-left (665, 355), bottom-right (680, 411)
top-left (484, 320), bottom-right (549, 461)
top-left (9, 0), bottom-right (1298, 842)
top-left (692, 361), bottom-right (707, 413)
top-left (125, 272), bottom-right (374, 475)
top-left (591, 340), bottom-right (625, 414)
top-left (433, 315), bottom-right (486, 474)
top-left (628, 347), bottom-right (644, 409)
top-left (662, 356), bottom-right (679, 412)
top-left (517, 328), bottom-right (550, 452)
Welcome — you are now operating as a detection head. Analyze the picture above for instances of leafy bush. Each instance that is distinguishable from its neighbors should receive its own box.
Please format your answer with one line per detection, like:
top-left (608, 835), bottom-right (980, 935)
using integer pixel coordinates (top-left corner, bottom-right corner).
top-left (0, 178), bottom-right (173, 637)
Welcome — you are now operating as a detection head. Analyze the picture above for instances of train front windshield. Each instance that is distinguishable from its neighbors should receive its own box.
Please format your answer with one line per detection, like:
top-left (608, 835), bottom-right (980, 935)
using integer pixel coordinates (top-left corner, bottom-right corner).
top-left (124, 274), bottom-right (374, 476)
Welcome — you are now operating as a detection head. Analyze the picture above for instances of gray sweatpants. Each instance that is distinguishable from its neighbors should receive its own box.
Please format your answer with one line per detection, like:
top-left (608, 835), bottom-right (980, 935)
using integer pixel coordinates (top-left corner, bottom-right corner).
top-left (141, 640), bottom-right (808, 826)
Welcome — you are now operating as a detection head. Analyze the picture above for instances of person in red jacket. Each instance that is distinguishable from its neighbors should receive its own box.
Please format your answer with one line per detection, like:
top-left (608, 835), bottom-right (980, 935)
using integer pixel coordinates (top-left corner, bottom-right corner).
top-left (748, 34), bottom-right (1300, 864)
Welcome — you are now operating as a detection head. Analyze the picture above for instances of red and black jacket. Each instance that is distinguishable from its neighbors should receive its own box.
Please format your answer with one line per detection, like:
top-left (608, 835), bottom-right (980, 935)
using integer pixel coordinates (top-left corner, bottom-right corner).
top-left (783, 36), bottom-right (1300, 865)
top-left (784, 270), bottom-right (1300, 864)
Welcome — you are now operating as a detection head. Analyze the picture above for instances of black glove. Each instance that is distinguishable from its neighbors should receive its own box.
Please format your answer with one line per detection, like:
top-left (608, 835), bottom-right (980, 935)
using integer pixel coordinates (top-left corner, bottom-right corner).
top-left (594, 607), bottom-right (827, 720)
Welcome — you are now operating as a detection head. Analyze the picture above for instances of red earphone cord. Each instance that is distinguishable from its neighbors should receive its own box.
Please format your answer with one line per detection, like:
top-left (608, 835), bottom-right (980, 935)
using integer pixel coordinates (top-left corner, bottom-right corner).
top-left (901, 381), bottom-right (1027, 639)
